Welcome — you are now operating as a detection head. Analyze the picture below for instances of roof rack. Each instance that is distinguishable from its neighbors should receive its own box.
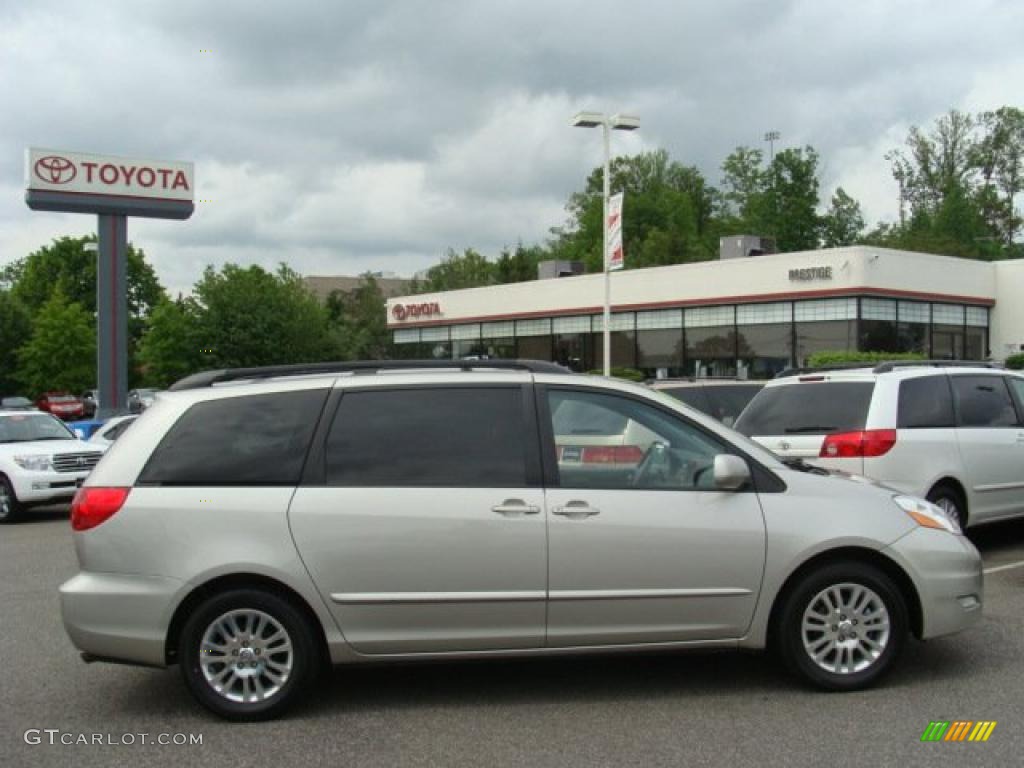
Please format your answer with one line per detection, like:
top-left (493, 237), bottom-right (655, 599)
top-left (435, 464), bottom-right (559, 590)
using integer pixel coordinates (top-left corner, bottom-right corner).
top-left (774, 362), bottom-right (877, 379)
top-left (775, 360), bottom-right (1002, 379)
top-left (169, 359), bottom-right (571, 391)
top-left (871, 360), bottom-right (1003, 373)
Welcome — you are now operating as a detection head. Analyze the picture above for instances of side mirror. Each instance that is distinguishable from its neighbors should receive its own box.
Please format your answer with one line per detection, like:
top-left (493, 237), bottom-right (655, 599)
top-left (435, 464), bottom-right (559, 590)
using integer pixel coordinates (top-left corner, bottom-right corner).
top-left (713, 454), bottom-right (751, 491)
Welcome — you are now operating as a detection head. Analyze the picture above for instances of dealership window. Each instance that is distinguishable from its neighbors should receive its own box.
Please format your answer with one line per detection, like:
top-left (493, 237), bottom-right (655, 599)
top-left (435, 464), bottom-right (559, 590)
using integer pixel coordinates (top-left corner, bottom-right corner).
top-left (420, 326), bottom-right (452, 359)
top-left (736, 303), bottom-right (792, 379)
top-left (449, 324), bottom-right (484, 358)
top-left (590, 313), bottom-right (637, 371)
top-left (636, 310), bottom-right (684, 378)
top-left (515, 318), bottom-right (552, 361)
top-left (931, 304), bottom-right (965, 360)
top-left (391, 328), bottom-right (428, 359)
top-left (897, 301), bottom-right (929, 354)
top-left (553, 316), bottom-right (595, 371)
top-left (965, 306), bottom-right (989, 360)
top-left (859, 298), bottom-right (899, 353)
top-left (481, 321), bottom-right (517, 359)
top-left (794, 299), bottom-right (856, 366)
top-left (685, 306), bottom-right (737, 377)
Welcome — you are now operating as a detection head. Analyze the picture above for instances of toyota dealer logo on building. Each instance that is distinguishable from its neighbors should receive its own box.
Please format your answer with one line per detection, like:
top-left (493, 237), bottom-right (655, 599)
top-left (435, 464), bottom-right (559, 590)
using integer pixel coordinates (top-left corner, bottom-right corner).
top-left (34, 155), bottom-right (77, 184)
top-left (392, 302), bottom-right (442, 322)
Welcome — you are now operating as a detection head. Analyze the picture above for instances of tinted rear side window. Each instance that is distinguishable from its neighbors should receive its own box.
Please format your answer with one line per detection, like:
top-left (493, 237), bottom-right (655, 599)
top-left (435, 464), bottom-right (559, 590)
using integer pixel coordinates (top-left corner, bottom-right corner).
top-left (705, 385), bottom-right (762, 424)
top-left (138, 390), bottom-right (328, 486)
top-left (951, 376), bottom-right (1019, 428)
top-left (325, 387), bottom-right (528, 487)
top-left (898, 376), bottom-right (955, 428)
top-left (734, 382), bottom-right (874, 436)
top-left (658, 387), bottom-right (711, 415)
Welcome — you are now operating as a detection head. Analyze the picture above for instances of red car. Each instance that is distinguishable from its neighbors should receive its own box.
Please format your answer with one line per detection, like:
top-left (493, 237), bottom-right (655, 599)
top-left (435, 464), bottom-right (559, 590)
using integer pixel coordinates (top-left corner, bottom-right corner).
top-left (35, 392), bottom-right (85, 421)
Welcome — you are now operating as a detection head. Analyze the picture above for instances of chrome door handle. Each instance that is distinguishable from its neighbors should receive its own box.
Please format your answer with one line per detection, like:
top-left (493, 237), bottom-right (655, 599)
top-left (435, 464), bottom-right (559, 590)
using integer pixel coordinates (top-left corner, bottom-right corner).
top-left (552, 502), bottom-right (601, 519)
top-left (491, 499), bottom-right (540, 517)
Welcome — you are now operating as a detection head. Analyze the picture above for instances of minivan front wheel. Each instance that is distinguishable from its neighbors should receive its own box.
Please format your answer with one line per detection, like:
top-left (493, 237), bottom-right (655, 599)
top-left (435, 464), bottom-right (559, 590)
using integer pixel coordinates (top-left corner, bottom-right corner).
top-left (926, 484), bottom-right (966, 530)
top-left (777, 562), bottom-right (907, 691)
top-left (179, 589), bottom-right (318, 720)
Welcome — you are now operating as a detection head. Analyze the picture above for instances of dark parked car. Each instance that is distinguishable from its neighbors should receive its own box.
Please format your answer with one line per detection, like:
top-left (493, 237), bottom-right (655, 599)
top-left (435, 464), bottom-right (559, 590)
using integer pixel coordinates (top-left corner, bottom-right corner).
top-left (127, 389), bottom-right (158, 414)
top-left (0, 396), bottom-right (37, 411)
top-left (35, 392), bottom-right (85, 421)
top-left (81, 390), bottom-right (99, 418)
top-left (648, 379), bottom-right (764, 427)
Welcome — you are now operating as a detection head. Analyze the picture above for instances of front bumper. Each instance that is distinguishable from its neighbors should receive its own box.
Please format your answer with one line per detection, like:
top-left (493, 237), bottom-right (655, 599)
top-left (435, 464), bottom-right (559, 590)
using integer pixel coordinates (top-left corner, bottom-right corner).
top-left (883, 527), bottom-right (984, 639)
top-left (9, 469), bottom-right (88, 505)
top-left (59, 571), bottom-right (184, 667)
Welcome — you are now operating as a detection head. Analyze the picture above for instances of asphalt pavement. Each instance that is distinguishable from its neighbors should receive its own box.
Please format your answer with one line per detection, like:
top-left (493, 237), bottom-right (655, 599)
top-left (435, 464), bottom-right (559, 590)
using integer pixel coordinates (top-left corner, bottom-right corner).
top-left (2, 508), bottom-right (1022, 768)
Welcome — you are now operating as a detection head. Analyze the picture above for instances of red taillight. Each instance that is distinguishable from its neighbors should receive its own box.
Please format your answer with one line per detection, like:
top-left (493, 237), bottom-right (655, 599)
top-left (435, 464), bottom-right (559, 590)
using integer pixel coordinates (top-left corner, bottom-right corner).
top-left (820, 429), bottom-right (897, 459)
top-left (70, 487), bottom-right (130, 531)
top-left (580, 445), bottom-right (645, 464)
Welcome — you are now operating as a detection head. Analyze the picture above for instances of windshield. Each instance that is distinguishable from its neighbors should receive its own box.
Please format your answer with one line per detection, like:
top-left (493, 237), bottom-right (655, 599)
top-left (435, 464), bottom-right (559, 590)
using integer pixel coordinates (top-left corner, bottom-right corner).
top-left (735, 382), bottom-right (875, 436)
top-left (0, 413), bottom-right (76, 442)
top-left (47, 394), bottom-right (77, 403)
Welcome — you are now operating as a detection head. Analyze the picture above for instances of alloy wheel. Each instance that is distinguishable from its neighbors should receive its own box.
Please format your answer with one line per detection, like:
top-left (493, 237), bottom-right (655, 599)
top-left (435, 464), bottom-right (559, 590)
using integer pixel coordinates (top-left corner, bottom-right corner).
top-left (198, 609), bottom-right (294, 704)
top-left (801, 582), bottom-right (891, 675)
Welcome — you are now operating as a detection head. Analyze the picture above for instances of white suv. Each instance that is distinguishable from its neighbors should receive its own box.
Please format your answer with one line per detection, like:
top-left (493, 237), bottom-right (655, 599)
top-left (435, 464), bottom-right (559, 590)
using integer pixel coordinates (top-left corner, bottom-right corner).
top-left (735, 361), bottom-right (1024, 529)
top-left (0, 409), bottom-right (104, 522)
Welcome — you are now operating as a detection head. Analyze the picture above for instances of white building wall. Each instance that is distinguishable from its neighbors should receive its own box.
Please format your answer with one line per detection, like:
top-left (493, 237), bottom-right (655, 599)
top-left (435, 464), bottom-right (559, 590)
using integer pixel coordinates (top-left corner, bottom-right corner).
top-left (387, 247), bottom-right (996, 328)
top-left (991, 259), bottom-right (1024, 358)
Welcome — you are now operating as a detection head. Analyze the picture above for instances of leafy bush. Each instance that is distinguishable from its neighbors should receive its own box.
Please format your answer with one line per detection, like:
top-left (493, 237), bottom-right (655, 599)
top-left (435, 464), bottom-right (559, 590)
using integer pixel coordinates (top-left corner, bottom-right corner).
top-left (806, 350), bottom-right (926, 368)
top-left (1005, 353), bottom-right (1024, 370)
top-left (586, 366), bottom-right (646, 382)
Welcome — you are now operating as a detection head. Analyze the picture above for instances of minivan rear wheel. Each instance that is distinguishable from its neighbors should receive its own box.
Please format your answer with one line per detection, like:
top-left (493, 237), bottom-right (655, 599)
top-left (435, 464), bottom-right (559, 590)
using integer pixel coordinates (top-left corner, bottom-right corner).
top-left (179, 589), bottom-right (319, 721)
top-left (926, 484), bottom-right (966, 529)
top-left (777, 562), bottom-right (907, 691)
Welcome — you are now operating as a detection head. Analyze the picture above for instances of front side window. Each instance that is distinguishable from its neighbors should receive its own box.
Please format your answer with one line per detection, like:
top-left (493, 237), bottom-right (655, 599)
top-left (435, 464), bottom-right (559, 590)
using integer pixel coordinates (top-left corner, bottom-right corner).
top-left (897, 376), bottom-right (955, 429)
top-left (547, 389), bottom-right (725, 491)
top-left (951, 376), bottom-right (1019, 428)
top-left (324, 387), bottom-right (528, 487)
top-left (137, 390), bottom-right (328, 485)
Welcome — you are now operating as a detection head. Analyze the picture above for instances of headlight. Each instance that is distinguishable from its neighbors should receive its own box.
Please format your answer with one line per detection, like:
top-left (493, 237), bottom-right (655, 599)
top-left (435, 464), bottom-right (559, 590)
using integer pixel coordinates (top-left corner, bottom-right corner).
top-left (893, 495), bottom-right (961, 535)
top-left (13, 454), bottom-right (53, 471)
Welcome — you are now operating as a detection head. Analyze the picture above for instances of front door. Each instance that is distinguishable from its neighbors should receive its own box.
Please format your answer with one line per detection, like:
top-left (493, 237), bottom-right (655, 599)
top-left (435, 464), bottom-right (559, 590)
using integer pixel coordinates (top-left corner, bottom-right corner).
top-left (541, 386), bottom-right (767, 647)
top-left (290, 383), bottom-right (547, 654)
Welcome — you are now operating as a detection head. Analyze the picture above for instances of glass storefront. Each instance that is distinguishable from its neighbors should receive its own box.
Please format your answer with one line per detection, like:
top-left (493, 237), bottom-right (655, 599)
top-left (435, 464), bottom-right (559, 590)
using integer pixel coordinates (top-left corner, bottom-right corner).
top-left (392, 295), bottom-right (991, 377)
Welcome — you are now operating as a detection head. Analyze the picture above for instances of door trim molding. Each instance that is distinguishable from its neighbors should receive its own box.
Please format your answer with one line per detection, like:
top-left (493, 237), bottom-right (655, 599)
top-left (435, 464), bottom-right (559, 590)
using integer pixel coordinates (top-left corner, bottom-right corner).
top-left (331, 591), bottom-right (545, 605)
top-left (549, 588), bottom-right (752, 601)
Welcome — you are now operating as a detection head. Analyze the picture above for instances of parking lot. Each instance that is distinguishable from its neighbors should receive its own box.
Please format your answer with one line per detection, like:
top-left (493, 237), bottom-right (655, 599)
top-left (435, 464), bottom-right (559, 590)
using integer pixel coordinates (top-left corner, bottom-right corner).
top-left (0, 508), bottom-right (1021, 768)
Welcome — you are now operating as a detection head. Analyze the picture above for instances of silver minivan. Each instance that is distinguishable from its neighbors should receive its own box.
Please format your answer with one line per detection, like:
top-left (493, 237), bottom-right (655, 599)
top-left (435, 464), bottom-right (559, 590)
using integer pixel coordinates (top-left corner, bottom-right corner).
top-left (60, 361), bottom-right (983, 720)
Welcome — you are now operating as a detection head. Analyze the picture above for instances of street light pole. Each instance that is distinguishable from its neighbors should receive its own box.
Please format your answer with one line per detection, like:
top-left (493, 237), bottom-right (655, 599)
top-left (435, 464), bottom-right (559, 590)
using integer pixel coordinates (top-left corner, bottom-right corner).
top-left (572, 111), bottom-right (640, 376)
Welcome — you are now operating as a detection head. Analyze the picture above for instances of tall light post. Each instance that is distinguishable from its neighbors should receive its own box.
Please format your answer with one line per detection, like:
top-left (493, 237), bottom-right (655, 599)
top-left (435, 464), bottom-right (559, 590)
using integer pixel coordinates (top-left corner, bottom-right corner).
top-left (572, 111), bottom-right (640, 376)
top-left (763, 130), bottom-right (780, 164)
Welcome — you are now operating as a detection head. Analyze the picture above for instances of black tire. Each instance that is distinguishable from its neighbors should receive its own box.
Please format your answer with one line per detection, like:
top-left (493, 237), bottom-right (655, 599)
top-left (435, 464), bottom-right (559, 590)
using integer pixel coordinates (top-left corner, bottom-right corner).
top-left (0, 476), bottom-right (23, 524)
top-left (179, 589), bottom-right (320, 721)
top-left (926, 483), bottom-right (966, 530)
top-left (776, 561), bottom-right (907, 691)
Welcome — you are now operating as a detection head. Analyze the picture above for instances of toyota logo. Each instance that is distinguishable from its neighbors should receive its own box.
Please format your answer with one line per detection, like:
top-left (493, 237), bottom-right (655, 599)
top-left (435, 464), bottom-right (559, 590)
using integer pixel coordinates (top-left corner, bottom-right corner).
top-left (778, 440), bottom-right (792, 451)
top-left (76, 456), bottom-right (86, 466)
top-left (392, 305), bottom-right (408, 321)
top-left (34, 155), bottom-right (77, 184)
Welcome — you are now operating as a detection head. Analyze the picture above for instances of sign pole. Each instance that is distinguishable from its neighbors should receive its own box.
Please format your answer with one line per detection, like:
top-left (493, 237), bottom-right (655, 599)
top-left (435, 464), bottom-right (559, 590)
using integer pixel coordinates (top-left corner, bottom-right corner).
top-left (96, 214), bottom-right (128, 417)
top-left (602, 120), bottom-right (611, 377)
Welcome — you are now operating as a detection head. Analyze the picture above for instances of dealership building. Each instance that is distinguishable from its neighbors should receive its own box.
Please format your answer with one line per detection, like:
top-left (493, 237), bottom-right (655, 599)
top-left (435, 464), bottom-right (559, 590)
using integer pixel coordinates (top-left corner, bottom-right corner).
top-left (385, 245), bottom-right (1024, 379)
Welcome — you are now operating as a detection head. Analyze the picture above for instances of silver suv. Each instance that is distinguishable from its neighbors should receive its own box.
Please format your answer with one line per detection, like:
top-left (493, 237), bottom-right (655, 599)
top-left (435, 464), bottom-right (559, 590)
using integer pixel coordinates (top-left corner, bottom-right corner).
top-left (735, 361), bottom-right (1024, 529)
top-left (60, 360), bottom-right (983, 720)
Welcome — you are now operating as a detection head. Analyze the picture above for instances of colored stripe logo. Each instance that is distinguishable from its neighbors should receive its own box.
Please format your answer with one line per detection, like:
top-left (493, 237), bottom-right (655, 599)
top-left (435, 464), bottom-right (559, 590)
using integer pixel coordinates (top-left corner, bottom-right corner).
top-left (921, 721), bottom-right (996, 742)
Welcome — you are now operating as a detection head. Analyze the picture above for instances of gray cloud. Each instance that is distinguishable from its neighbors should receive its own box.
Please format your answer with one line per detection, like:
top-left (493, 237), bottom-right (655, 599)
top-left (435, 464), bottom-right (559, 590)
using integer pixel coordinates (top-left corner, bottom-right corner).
top-left (2, 0), bottom-right (1022, 296)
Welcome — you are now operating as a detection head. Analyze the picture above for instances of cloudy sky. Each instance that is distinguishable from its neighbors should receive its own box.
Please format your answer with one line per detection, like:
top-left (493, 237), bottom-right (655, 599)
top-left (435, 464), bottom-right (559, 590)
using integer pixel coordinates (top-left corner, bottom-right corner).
top-left (2, 0), bottom-right (1021, 295)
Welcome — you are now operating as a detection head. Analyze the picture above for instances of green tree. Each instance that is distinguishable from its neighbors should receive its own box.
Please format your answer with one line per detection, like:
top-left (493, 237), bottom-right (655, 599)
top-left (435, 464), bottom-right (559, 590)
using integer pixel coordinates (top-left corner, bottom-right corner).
top-left (191, 263), bottom-right (335, 369)
top-left (975, 107), bottom-right (1024, 249)
top-left (821, 187), bottom-right (865, 247)
top-left (325, 275), bottom-right (390, 360)
top-left (553, 149), bottom-right (718, 272)
top-left (767, 147), bottom-right (822, 251)
top-left (10, 236), bottom-right (165, 334)
top-left (495, 244), bottom-right (544, 283)
top-left (16, 292), bottom-right (95, 395)
top-left (136, 297), bottom-right (204, 387)
top-left (416, 248), bottom-right (495, 292)
top-left (0, 291), bottom-right (32, 395)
